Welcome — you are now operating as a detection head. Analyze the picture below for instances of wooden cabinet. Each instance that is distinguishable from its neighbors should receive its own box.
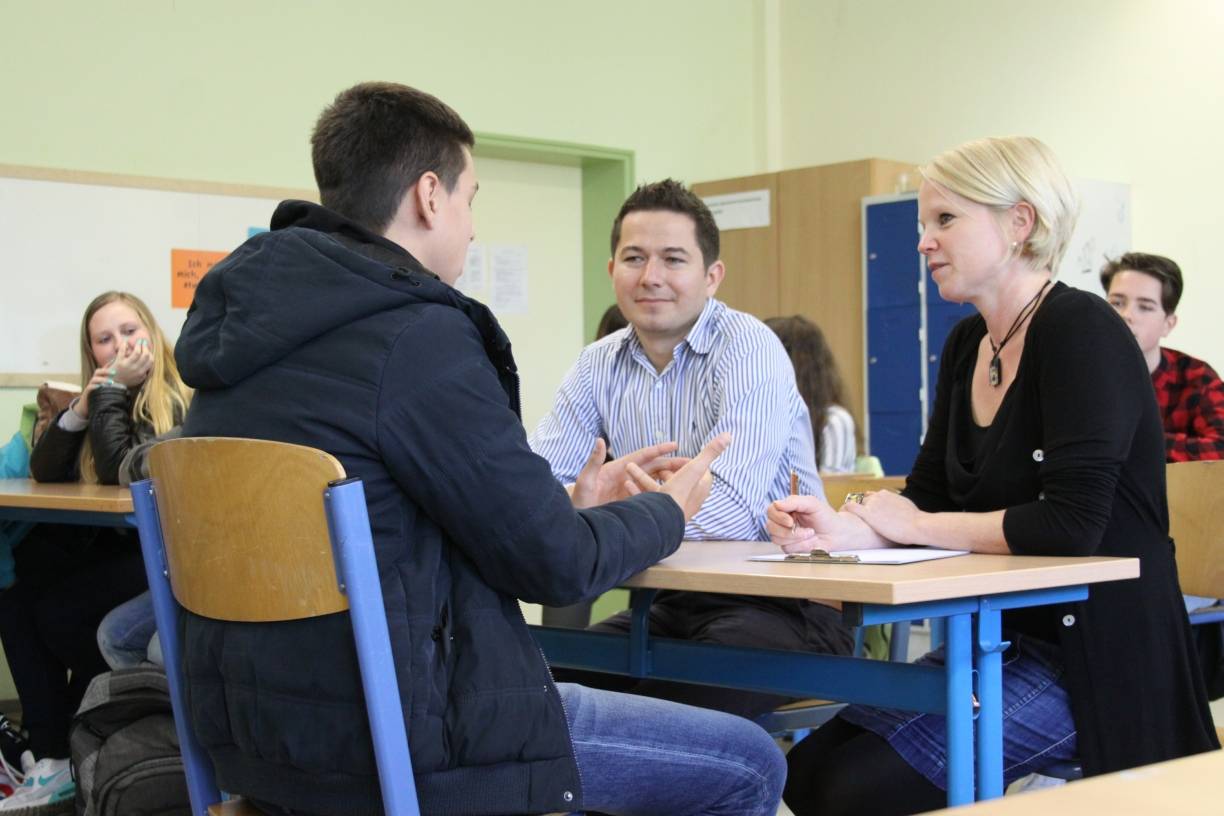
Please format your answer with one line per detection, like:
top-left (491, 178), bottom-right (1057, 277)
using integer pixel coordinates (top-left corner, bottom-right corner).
top-left (693, 159), bottom-right (917, 446)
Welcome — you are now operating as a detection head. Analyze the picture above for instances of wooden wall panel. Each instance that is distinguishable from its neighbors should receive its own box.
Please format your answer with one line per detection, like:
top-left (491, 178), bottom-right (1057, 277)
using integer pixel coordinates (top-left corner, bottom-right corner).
top-left (776, 159), bottom-right (918, 440)
top-left (778, 161), bottom-right (873, 434)
top-left (697, 159), bottom-right (918, 457)
top-left (692, 173), bottom-right (780, 319)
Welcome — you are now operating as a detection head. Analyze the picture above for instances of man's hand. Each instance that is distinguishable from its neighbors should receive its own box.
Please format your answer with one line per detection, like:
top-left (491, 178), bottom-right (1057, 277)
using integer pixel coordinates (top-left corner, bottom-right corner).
top-left (623, 433), bottom-right (731, 523)
top-left (569, 439), bottom-right (689, 509)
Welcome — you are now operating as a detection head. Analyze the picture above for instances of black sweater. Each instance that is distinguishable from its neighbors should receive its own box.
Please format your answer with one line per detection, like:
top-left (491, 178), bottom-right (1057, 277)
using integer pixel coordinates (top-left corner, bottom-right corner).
top-left (904, 283), bottom-right (1218, 775)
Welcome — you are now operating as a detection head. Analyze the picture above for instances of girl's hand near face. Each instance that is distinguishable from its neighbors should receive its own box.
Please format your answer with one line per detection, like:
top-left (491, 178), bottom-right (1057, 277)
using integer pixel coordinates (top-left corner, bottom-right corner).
top-left (111, 338), bottom-right (153, 387)
top-left (73, 366), bottom-right (113, 418)
top-left (75, 339), bottom-right (153, 418)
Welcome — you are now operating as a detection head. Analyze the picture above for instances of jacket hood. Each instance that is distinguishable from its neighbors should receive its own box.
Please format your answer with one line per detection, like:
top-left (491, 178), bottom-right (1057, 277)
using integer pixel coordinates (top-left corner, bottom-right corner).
top-left (176, 200), bottom-right (511, 389)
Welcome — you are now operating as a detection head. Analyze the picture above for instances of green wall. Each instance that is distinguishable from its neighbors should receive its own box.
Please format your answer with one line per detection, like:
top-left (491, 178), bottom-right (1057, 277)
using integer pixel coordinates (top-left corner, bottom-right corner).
top-left (776, 0), bottom-right (1224, 362)
top-left (0, 1), bottom-right (764, 191)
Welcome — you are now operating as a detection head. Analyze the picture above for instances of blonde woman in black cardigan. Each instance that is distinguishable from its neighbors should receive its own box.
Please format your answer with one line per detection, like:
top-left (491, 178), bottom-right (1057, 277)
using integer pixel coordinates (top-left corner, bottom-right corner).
top-left (769, 137), bottom-right (1218, 816)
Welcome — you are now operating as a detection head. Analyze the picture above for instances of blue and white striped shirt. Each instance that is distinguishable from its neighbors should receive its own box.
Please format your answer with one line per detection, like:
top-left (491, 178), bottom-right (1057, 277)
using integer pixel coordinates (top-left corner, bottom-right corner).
top-left (530, 299), bottom-right (822, 540)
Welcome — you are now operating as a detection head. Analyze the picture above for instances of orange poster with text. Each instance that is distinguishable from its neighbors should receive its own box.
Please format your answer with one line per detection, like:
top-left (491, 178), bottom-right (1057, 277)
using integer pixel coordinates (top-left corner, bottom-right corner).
top-left (171, 249), bottom-right (228, 308)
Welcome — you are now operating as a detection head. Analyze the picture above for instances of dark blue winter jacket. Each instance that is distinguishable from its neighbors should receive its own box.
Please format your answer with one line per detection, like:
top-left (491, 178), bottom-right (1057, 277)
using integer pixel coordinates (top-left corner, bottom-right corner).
top-left (175, 201), bottom-right (685, 815)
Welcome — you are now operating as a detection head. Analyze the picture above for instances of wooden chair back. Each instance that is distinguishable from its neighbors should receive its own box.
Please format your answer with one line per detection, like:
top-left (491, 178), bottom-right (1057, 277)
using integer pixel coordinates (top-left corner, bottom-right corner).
top-left (1167, 460), bottom-right (1224, 599)
top-left (147, 436), bottom-right (349, 621)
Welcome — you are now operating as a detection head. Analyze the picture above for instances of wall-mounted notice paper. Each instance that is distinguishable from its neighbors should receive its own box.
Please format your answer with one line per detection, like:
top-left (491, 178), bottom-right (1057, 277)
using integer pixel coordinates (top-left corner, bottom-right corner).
top-left (491, 244), bottom-right (529, 314)
top-left (171, 249), bottom-right (228, 308)
top-left (458, 242), bottom-right (486, 293)
top-left (702, 189), bottom-right (771, 231)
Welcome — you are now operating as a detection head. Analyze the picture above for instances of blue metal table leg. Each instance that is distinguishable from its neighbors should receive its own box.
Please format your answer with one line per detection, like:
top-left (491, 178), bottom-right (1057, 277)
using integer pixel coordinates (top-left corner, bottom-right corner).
top-left (974, 600), bottom-right (1009, 800)
top-left (628, 589), bottom-right (656, 677)
top-left (944, 612), bottom-right (974, 806)
top-left (930, 616), bottom-right (946, 650)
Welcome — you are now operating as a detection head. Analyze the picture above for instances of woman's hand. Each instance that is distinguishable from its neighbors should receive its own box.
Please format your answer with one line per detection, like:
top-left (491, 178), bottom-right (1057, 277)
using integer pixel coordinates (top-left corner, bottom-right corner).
top-left (766, 494), bottom-right (890, 553)
top-left (842, 490), bottom-right (923, 546)
top-left (569, 439), bottom-right (689, 509)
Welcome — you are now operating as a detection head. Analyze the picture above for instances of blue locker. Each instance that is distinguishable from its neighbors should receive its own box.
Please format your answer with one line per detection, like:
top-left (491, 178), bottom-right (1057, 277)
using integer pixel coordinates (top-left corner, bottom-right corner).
top-left (865, 197), bottom-right (923, 475)
top-left (864, 195), bottom-right (973, 475)
top-left (925, 287), bottom-right (975, 407)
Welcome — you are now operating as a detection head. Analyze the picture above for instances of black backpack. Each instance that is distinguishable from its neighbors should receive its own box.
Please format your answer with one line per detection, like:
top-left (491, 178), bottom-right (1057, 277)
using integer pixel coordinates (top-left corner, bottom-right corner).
top-left (69, 667), bottom-right (190, 816)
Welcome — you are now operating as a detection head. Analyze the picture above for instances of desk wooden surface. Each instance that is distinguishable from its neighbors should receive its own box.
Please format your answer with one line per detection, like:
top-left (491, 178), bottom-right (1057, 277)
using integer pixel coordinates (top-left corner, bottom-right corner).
top-left (622, 541), bottom-right (1139, 605)
top-left (0, 478), bottom-right (133, 514)
top-left (925, 748), bottom-right (1223, 814)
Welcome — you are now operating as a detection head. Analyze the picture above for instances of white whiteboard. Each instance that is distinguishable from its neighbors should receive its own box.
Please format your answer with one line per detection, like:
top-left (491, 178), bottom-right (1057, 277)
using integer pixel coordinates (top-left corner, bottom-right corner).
top-left (1059, 177), bottom-right (1132, 294)
top-left (0, 168), bottom-right (306, 382)
top-left (0, 162), bottom-right (586, 435)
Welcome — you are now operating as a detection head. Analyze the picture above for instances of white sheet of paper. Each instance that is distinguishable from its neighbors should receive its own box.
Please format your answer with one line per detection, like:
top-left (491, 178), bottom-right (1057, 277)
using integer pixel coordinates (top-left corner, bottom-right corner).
top-left (457, 242), bottom-right (486, 292)
top-left (491, 244), bottom-right (529, 314)
top-left (749, 547), bottom-right (970, 565)
top-left (701, 189), bottom-right (771, 231)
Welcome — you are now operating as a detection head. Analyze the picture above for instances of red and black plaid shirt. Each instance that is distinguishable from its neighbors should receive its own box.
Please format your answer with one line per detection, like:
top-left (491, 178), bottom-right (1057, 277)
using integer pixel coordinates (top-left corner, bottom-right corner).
top-left (1152, 347), bottom-right (1224, 462)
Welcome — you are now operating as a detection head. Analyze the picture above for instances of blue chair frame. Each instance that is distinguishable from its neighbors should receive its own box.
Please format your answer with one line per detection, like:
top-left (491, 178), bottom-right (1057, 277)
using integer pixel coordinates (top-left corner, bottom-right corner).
top-left (131, 467), bottom-right (420, 816)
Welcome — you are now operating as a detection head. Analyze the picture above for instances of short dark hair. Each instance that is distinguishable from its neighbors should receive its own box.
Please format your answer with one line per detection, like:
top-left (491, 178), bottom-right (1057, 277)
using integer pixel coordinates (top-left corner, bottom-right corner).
top-left (1100, 252), bottom-right (1183, 313)
top-left (609, 179), bottom-right (720, 267)
top-left (311, 82), bottom-right (475, 234)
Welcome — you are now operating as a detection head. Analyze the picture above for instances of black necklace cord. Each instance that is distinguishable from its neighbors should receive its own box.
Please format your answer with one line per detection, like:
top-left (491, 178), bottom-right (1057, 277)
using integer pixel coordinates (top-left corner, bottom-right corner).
top-left (986, 279), bottom-right (1051, 387)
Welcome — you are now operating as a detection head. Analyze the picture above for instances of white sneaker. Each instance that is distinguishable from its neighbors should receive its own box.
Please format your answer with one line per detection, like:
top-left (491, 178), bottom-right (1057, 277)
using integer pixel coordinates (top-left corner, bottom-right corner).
top-left (0, 751), bottom-right (74, 811)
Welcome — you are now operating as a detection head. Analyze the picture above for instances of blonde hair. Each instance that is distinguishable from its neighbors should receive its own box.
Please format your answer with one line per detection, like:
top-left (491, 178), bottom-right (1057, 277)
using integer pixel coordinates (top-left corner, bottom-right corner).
top-left (921, 136), bottom-right (1078, 273)
top-left (78, 291), bottom-right (192, 483)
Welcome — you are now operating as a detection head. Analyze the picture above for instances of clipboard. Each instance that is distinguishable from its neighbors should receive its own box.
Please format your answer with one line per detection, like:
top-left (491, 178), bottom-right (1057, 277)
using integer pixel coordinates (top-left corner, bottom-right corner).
top-left (749, 547), bottom-right (970, 565)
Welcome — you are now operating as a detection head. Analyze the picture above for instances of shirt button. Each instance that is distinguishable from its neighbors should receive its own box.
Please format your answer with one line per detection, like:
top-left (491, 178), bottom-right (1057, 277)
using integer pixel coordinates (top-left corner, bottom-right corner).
top-left (563, 791), bottom-right (574, 803)
top-left (1032, 449), bottom-right (1044, 462)
top-left (1038, 492), bottom-right (1045, 500)
top-left (654, 430), bottom-right (665, 442)
top-left (1062, 614), bottom-right (1075, 627)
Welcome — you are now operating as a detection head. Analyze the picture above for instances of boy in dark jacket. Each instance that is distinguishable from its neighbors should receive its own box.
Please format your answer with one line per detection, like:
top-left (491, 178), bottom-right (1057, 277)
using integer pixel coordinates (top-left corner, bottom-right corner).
top-left (173, 82), bottom-right (785, 816)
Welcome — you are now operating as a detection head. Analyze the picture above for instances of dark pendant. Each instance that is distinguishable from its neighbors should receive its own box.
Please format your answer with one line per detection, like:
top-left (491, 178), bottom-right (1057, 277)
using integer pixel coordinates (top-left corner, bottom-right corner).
top-left (989, 356), bottom-right (1002, 387)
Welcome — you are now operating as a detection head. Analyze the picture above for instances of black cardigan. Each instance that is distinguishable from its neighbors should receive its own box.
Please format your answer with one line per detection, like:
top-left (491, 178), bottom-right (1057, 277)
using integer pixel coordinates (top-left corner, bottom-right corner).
top-left (904, 282), bottom-right (1218, 776)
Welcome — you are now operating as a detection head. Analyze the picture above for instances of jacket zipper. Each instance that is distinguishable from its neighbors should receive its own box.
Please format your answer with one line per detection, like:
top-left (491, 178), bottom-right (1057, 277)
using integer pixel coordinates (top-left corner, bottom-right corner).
top-left (520, 603), bottom-right (583, 808)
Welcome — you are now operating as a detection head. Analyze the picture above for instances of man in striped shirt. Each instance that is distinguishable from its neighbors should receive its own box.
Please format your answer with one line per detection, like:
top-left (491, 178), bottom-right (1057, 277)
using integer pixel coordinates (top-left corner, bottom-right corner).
top-left (530, 179), bottom-right (854, 718)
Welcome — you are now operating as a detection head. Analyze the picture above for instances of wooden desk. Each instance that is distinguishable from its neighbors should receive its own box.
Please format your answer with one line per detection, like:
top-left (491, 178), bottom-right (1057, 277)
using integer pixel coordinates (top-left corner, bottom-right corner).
top-left (622, 541), bottom-right (1135, 605)
top-left (0, 478), bottom-right (134, 525)
top-left (926, 748), bottom-right (1224, 814)
top-left (534, 541), bottom-right (1139, 808)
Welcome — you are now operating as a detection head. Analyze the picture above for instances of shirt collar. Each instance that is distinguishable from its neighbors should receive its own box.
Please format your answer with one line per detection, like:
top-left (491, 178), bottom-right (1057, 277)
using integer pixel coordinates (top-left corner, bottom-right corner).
top-left (614, 298), bottom-right (723, 366)
top-left (683, 298), bottom-right (723, 356)
top-left (1152, 347), bottom-right (1174, 383)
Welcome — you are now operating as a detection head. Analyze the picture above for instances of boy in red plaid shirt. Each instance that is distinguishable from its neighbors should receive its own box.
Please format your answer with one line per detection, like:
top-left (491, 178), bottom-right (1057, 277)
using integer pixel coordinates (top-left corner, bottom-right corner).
top-left (1104, 252), bottom-right (1224, 700)
top-left (1102, 252), bottom-right (1224, 462)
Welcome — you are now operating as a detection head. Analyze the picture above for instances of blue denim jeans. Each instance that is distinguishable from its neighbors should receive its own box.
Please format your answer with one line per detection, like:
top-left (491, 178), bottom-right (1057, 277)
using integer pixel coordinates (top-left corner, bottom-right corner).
top-left (97, 589), bottom-right (161, 668)
top-left (839, 634), bottom-right (1078, 790)
top-left (556, 682), bottom-right (785, 815)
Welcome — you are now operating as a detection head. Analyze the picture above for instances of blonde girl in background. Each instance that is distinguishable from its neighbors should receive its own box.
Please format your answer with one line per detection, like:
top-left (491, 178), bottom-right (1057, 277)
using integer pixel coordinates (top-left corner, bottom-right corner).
top-left (0, 292), bottom-right (189, 811)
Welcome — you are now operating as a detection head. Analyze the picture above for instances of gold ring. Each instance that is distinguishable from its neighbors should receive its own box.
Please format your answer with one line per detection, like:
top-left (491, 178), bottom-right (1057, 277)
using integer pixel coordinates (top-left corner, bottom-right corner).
top-left (844, 491), bottom-right (866, 505)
